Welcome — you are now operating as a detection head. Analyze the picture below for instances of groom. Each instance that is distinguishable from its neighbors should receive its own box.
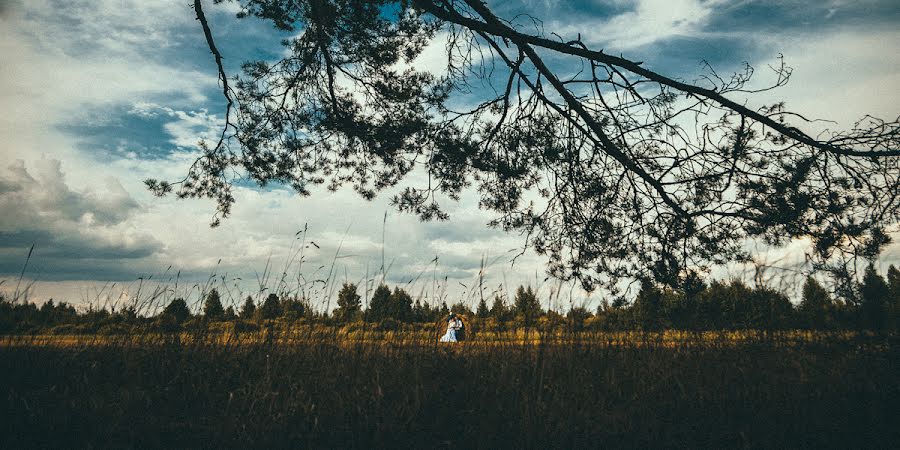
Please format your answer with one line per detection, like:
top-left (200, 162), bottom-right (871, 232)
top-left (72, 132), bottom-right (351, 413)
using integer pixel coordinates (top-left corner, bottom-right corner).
top-left (449, 313), bottom-right (465, 342)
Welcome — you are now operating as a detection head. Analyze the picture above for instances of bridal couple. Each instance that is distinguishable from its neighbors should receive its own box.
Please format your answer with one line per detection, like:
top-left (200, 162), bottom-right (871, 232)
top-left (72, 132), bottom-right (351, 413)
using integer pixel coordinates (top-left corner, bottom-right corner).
top-left (439, 312), bottom-right (465, 342)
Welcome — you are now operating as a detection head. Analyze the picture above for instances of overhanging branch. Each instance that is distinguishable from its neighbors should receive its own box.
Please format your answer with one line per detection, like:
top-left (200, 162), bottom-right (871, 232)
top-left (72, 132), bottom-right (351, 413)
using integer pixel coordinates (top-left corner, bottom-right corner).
top-left (416, 0), bottom-right (899, 158)
top-left (194, 0), bottom-right (233, 153)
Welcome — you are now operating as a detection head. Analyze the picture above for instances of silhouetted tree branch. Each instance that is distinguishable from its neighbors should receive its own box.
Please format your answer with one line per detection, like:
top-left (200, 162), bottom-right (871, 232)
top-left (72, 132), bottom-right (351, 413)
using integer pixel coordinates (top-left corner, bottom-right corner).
top-left (149, 0), bottom-right (900, 293)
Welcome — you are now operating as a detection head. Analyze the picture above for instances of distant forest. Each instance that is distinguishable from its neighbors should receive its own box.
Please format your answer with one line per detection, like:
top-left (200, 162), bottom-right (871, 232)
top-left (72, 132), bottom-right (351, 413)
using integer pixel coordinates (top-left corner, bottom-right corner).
top-left (2, 265), bottom-right (899, 335)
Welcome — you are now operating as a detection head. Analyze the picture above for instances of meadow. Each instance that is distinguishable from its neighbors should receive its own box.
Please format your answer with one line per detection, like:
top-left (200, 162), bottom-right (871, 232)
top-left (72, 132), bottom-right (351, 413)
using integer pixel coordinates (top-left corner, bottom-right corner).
top-left (2, 266), bottom-right (899, 448)
top-left (1, 325), bottom-right (897, 448)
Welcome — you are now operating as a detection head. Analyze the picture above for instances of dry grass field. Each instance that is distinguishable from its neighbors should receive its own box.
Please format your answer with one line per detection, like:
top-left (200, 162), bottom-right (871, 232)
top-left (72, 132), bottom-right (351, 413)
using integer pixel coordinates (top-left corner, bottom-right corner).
top-left (1, 328), bottom-right (896, 448)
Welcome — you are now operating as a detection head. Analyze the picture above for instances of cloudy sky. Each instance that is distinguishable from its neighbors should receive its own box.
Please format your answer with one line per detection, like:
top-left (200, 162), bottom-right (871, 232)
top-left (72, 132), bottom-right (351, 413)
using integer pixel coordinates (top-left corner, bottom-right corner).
top-left (1, 0), bottom-right (898, 310)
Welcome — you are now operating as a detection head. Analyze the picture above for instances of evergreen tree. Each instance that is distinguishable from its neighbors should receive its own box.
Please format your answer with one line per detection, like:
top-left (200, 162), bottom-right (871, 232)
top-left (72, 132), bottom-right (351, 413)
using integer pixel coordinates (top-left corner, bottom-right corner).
top-left (450, 301), bottom-right (471, 317)
top-left (860, 264), bottom-right (889, 332)
top-left (412, 299), bottom-right (425, 322)
top-left (39, 300), bottom-right (55, 325)
top-left (389, 287), bottom-right (413, 322)
top-left (674, 271), bottom-right (706, 328)
top-left (163, 298), bottom-right (191, 324)
top-left (611, 296), bottom-right (628, 310)
top-left (490, 295), bottom-right (507, 321)
top-left (280, 296), bottom-right (306, 320)
top-left (367, 284), bottom-right (392, 322)
top-left (421, 301), bottom-right (441, 322)
top-left (747, 287), bottom-right (793, 331)
top-left (334, 283), bottom-right (362, 322)
top-left (800, 276), bottom-right (832, 329)
top-left (258, 293), bottom-right (282, 320)
top-left (887, 265), bottom-right (900, 300)
top-left (224, 305), bottom-right (236, 320)
top-left (203, 288), bottom-right (225, 320)
top-left (887, 265), bottom-right (900, 331)
top-left (476, 297), bottom-right (490, 318)
top-left (713, 281), bottom-right (754, 329)
top-left (596, 299), bottom-right (611, 315)
top-left (633, 279), bottom-right (663, 331)
top-left (514, 285), bottom-right (541, 326)
top-left (240, 296), bottom-right (256, 319)
top-left (567, 306), bottom-right (591, 331)
top-left (681, 271), bottom-right (707, 300)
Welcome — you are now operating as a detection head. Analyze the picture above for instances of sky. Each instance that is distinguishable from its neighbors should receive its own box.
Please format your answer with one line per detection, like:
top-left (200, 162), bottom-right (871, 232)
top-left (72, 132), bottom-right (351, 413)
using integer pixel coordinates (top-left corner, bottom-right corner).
top-left (1, 0), bottom-right (899, 311)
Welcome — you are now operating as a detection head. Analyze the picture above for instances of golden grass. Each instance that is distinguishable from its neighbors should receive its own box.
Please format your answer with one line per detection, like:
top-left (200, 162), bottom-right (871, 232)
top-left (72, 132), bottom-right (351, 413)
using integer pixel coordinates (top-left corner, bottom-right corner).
top-left (0, 327), bottom-right (869, 349)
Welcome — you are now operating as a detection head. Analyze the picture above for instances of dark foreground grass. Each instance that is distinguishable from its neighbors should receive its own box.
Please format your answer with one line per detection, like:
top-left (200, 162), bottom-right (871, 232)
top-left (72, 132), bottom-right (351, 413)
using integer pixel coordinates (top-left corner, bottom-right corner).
top-left (2, 335), bottom-right (897, 448)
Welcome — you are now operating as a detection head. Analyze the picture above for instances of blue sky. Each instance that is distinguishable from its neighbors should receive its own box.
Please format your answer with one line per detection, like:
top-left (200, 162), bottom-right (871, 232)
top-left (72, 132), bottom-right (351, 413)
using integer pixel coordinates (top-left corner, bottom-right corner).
top-left (1, 0), bottom-right (899, 310)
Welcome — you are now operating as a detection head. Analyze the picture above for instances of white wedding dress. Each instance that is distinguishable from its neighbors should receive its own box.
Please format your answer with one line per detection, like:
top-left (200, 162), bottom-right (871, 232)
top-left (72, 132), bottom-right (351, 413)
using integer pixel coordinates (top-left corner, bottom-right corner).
top-left (439, 318), bottom-right (461, 342)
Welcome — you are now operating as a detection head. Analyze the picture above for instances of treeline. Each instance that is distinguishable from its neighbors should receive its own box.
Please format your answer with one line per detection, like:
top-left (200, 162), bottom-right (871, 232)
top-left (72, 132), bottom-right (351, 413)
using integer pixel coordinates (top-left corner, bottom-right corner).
top-left (2, 265), bottom-right (900, 335)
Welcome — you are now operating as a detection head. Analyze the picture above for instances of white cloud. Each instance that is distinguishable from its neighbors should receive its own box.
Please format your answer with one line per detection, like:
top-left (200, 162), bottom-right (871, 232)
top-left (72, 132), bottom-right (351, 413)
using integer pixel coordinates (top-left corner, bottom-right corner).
top-left (0, 159), bottom-right (162, 267)
top-left (0, 2), bottom-right (217, 119)
top-left (0, 159), bottom-right (141, 229)
top-left (127, 103), bottom-right (225, 150)
top-left (551, 0), bottom-right (728, 49)
top-left (756, 27), bottom-right (900, 131)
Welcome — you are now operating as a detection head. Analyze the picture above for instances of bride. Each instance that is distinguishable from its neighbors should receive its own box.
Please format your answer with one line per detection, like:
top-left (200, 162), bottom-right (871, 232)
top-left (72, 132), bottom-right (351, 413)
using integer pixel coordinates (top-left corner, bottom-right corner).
top-left (439, 313), bottom-right (463, 342)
